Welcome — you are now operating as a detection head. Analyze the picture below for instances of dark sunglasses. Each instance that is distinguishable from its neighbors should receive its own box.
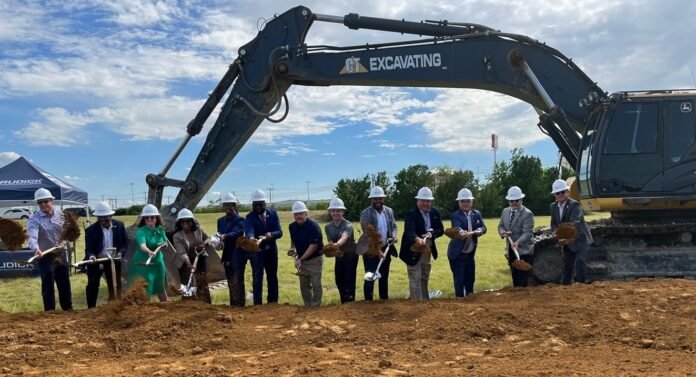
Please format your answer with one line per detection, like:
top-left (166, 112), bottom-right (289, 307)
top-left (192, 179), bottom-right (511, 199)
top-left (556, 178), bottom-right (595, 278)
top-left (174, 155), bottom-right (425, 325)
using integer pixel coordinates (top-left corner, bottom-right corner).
top-left (459, 200), bottom-right (472, 203)
top-left (180, 219), bottom-right (193, 223)
top-left (554, 190), bottom-right (568, 196)
top-left (508, 199), bottom-right (521, 203)
top-left (144, 216), bottom-right (158, 220)
top-left (37, 199), bottom-right (51, 205)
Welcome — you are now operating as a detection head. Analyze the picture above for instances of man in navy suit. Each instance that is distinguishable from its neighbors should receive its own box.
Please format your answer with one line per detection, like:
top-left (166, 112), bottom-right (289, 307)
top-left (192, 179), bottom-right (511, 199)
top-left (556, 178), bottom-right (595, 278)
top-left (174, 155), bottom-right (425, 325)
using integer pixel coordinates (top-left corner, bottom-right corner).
top-left (399, 187), bottom-right (444, 300)
top-left (550, 179), bottom-right (593, 284)
top-left (84, 202), bottom-right (129, 308)
top-left (447, 188), bottom-right (487, 297)
top-left (217, 193), bottom-right (247, 306)
top-left (245, 189), bottom-right (283, 304)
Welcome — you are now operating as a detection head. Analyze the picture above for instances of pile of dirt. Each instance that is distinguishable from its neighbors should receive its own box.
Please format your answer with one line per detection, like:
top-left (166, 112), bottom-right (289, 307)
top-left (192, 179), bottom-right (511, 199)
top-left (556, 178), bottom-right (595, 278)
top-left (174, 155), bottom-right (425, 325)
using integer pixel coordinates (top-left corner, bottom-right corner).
top-left (1, 279), bottom-right (695, 376)
top-left (0, 218), bottom-right (26, 250)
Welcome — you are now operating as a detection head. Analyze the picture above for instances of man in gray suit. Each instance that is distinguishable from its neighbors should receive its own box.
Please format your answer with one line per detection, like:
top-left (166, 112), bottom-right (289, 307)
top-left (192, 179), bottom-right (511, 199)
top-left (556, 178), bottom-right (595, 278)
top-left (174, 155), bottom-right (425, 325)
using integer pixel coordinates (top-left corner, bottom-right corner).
top-left (498, 186), bottom-right (535, 287)
top-left (550, 179), bottom-right (593, 284)
top-left (356, 186), bottom-right (398, 300)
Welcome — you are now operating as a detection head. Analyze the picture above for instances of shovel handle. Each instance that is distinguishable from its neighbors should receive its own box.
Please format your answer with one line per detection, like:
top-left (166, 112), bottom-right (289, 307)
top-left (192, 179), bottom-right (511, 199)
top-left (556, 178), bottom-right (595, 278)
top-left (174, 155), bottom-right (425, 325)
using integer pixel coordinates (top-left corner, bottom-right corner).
top-left (505, 236), bottom-right (522, 260)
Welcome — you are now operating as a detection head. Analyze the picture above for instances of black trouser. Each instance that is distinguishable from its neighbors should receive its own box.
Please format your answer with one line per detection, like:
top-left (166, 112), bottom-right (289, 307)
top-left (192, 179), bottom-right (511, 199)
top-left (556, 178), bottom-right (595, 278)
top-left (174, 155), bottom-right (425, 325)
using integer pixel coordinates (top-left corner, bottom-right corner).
top-left (363, 254), bottom-right (391, 300)
top-left (561, 246), bottom-right (588, 285)
top-left (38, 256), bottom-right (72, 311)
top-left (223, 261), bottom-right (241, 307)
top-left (178, 254), bottom-right (210, 303)
top-left (261, 248), bottom-right (279, 303)
top-left (335, 252), bottom-right (359, 303)
top-left (86, 260), bottom-right (122, 308)
top-left (449, 251), bottom-right (476, 297)
top-left (509, 253), bottom-right (534, 287)
top-left (228, 251), bottom-right (263, 307)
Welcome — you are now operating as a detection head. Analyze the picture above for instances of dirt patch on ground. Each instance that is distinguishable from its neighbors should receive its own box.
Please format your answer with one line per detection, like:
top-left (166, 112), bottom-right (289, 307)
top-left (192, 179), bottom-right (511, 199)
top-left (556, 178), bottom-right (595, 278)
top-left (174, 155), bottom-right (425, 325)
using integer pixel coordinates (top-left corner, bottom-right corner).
top-left (1, 279), bottom-right (695, 376)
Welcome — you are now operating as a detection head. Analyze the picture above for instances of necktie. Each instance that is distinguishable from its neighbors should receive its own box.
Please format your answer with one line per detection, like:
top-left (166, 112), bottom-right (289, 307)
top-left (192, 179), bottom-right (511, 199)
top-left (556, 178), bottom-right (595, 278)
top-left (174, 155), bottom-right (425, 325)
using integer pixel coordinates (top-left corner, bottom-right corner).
top-left (260, 214), bottom-right (267, 230)
top-left (510, 209), bottom-right (517, 225)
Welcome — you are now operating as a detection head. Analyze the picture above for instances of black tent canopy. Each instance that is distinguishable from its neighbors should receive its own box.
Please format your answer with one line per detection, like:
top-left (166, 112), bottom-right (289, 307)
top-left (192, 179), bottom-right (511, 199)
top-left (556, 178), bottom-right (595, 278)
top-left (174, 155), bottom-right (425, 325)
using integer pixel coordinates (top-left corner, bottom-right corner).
top-left (0, 156), bottom-right (88, 207)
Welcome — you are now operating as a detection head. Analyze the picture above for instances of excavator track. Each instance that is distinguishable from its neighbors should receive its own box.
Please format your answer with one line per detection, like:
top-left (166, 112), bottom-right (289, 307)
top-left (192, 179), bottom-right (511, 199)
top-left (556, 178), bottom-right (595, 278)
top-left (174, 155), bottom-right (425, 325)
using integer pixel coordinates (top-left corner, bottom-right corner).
top-left (531, 218), bottom-right (696, 283)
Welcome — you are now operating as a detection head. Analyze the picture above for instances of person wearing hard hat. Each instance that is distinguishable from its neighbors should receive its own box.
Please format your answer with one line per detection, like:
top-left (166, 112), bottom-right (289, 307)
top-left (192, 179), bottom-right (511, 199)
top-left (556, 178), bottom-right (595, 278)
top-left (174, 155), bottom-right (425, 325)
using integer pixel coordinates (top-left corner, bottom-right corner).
top-left (173, 208), bottom-right (213, 303)
top-left (498, 186), bottom-right (534, 288)
top-left (324, 197), bottom-right (358, 303)
top-left (84, 201), bottom-right (129, 308)
top-left (289, 201), bottom-right (324, 307)
top-left (550, 179), bottom-right (593, 285)
top-left (399, 187), bottom-right (444, 300)
top-left (446, 188), bottom-right (487, 297)
top-left (26, 188), bottom-right (73, 311)
top-left (244, 189), bottom-right (283, 304)
top-left (128, 204), bottom-right (169, 301)
top-left (357, 186), bottom-right (398, 301)
top-left (216, 192), bottom-right (247, 306)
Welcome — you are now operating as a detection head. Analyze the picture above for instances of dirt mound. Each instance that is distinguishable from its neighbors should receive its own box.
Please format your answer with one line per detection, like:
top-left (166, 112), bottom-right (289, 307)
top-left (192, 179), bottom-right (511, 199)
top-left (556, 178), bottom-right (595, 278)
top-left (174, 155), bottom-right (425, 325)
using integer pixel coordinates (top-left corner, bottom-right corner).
top-left (1, 279), bottom-right (695, 376)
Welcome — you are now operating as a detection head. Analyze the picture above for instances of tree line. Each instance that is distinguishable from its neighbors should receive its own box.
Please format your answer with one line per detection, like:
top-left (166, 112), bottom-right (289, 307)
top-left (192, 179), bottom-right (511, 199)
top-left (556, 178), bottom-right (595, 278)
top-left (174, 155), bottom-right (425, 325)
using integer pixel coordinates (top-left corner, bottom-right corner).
top-left (334, 149), bottom-right (573, 221)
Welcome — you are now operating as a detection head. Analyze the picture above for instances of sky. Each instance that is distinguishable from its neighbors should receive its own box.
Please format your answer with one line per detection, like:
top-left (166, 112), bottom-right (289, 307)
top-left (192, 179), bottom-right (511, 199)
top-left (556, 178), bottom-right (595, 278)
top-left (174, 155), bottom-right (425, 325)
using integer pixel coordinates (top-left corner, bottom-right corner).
top-left (1, 0), bottom-right (696, 208)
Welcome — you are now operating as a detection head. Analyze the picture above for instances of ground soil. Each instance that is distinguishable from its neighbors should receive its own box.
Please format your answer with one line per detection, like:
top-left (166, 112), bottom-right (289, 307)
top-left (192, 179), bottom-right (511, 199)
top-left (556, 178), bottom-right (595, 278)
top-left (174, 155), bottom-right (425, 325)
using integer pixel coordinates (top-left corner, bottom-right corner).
top-left (1, 279), bottom-right (695, 376)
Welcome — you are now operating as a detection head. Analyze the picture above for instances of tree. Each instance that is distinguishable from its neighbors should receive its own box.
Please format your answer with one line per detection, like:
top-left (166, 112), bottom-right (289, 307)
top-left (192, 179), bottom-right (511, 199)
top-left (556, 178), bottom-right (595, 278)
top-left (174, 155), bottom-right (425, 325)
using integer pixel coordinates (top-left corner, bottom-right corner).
top-left (433, 168), bottom-right (479, 216)
top-left (391, 164), bottom-right (434, 218)
top-left (333, 175), bottom-right (371, 221)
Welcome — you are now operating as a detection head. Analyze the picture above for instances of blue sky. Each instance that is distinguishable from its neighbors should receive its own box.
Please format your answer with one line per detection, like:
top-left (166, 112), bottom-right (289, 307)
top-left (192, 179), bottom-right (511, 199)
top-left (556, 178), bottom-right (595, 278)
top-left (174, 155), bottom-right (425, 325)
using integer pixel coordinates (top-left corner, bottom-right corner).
top-left (2, 0), bottom-right (696, 207)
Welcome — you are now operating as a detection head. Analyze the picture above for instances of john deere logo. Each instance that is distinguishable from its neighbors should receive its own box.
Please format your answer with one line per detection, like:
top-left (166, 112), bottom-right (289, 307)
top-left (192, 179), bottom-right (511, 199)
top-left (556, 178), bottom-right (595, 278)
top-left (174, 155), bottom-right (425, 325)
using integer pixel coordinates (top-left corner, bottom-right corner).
top-left (339, 57), bottom-right (368, 75)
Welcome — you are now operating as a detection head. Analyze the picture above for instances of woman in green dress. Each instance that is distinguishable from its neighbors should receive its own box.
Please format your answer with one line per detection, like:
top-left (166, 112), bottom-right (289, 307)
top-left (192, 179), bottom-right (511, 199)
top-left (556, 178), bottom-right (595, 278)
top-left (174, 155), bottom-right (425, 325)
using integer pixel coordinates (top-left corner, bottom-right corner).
top-left (128, 204), bottom-right (169, 301)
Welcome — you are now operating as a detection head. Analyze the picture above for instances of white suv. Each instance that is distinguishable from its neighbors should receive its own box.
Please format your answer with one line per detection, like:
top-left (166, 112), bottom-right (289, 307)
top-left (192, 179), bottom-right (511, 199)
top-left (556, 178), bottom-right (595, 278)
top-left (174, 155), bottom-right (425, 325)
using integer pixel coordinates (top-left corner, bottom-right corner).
top-left (0, 208), bottom-right (32, 220)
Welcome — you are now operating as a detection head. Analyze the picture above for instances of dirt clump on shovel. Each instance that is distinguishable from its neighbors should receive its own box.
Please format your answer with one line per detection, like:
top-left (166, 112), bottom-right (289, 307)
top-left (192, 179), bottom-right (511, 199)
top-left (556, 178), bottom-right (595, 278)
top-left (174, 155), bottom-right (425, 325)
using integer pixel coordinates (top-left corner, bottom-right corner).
top-left (0, 218), bottom-right (27, 251)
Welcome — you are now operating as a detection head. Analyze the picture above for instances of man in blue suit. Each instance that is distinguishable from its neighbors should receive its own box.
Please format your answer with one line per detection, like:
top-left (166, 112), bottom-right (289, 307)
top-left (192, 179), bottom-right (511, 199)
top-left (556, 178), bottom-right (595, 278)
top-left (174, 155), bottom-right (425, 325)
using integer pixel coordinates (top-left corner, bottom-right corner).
top-left (399, 187), bottom-right (444, 300)
top-left (84, 202), bottom-right (129, 308)
top-left (245, 189), bottom-right (283, 304)
top-left (217, 193), bottom-right (247, 306)
top-left (446, 188), bottom-right (487, 297)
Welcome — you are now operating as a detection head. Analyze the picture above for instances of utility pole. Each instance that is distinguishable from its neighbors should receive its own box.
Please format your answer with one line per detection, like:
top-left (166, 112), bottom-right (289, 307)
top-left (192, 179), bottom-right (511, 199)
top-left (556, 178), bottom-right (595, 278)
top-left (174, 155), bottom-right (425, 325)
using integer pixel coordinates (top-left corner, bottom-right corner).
top-left (306, 181), bottom-right (310, 202)
top-left (142, 192), bottom-right (147, 204)
top-left (130, 182), bottom-right (135, 205)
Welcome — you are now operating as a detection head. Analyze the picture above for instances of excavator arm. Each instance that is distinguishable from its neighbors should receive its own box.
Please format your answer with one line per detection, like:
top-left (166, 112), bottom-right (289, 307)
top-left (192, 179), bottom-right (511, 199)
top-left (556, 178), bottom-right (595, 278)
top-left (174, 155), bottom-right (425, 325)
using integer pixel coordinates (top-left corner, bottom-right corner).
top-left (148, 5), bottom-right (605, 224)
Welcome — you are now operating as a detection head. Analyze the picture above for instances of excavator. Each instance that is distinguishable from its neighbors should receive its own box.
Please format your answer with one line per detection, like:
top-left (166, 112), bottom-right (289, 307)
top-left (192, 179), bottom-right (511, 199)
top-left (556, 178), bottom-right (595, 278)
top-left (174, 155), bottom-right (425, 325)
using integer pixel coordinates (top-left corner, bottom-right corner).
top-left (143, 6), bottom-right (696, 284)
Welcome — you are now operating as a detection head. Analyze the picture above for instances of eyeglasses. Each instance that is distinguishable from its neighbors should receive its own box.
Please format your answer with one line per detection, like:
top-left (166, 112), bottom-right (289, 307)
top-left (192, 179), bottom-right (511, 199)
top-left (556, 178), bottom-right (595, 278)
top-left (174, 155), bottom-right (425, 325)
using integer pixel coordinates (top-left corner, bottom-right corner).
top-left (508, 199), bottom-right (521, 203)
top-left (37, 199), bottom-right (51, 205)
top-left (554, 190), bottom-right (568, 196)
top-left (459, 200), bottom-right (472, 203)
top-left (145, 216), bottom-right (158, 220)
top-left (181, 219), bottom-right (193, 223)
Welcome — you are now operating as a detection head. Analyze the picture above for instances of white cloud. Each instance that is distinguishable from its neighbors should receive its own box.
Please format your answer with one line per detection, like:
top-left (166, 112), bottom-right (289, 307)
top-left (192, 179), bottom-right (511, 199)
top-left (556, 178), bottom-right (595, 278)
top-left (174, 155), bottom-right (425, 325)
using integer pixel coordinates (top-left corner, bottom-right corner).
top-left (0, 151), bottom-right (20, 167)
top-left (322, 152), bottom-right (336, 156)
top-left (360, 154), bottom-right (376, 158)
top-left (408, 90), bottom-right (540, 152)
top-left (91, 0), bottom-right (185, 26)
top-left (64, 175), bottom-right (81, 181)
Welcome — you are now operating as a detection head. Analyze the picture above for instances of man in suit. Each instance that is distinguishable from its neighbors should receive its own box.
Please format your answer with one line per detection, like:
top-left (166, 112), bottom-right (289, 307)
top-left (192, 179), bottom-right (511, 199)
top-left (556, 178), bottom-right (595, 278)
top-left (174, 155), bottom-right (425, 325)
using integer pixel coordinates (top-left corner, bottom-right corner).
top-left (84, 201), bottom-right (129, 308)
top-left (399, 187), bottom-right (444, 300)
top-left (245, 189), bottom-right (283, 304)
top-left (356, 186), bottom-right (398, 301)
top-left (447, 188), bottom-right (487, 297)
top-left (217, 193), bottom-right (247, 306)
top-left (550, 179), bottom-right (593, 284)
top-left (497, 186), bottom-right (535, 287)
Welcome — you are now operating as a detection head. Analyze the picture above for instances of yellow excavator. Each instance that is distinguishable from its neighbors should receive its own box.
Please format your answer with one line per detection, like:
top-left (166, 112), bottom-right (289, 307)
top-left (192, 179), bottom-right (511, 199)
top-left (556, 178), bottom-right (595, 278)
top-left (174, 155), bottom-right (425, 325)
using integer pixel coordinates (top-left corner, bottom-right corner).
top-left (141, 6), bottom-right (695, 283)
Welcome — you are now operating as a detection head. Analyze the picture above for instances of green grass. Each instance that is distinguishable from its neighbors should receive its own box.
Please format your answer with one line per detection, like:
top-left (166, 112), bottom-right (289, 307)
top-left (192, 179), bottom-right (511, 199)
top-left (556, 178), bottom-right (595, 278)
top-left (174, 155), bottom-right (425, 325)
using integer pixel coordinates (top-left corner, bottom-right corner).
top-left (0, 211), bottom-right (609, 312)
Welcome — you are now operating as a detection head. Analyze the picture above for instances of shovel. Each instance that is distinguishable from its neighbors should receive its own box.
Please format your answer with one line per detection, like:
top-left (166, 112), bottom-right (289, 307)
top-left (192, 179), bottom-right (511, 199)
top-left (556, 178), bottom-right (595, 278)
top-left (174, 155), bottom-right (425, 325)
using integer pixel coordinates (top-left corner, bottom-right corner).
top-left (505, 236), bottom-right (533, 272)
top-left (137, 243), bottom-right (167, 266)
top-left (26, 244), bottom-right (66, 264)
top-left (287, 248), bottom-right (311, 276)
top-left (364, 239), bottom-right (395, 282)
top-left (180, 247), bottom-right (208, 297)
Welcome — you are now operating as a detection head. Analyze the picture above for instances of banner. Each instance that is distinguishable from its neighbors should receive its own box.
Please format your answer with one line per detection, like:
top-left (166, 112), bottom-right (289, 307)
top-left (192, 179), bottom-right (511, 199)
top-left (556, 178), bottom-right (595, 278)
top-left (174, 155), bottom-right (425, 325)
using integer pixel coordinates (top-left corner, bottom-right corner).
top-left (0, 249), bottom-right (40, 278)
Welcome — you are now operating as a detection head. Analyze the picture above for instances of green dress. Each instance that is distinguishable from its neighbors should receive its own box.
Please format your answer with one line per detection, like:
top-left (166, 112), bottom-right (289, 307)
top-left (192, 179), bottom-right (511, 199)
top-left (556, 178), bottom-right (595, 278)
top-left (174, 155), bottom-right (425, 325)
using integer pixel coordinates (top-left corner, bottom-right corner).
top-left (128, 225), bottom-right (168, 296)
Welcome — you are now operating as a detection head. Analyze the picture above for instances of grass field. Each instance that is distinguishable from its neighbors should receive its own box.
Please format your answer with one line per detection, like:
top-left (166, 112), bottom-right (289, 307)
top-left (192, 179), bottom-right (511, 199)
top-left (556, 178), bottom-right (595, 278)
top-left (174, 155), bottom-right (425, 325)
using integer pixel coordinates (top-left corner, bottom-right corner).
top-left (0, 210), bottom-right (609, 312)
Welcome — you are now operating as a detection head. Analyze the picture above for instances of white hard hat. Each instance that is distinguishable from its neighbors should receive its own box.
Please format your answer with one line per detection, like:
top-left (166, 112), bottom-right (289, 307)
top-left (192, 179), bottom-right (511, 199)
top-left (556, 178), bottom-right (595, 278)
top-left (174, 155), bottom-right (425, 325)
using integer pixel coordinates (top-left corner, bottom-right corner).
top-left (291, 201), bottom-right (308, 214)
top-left (250, 189), bottom-right (267, 202)
top-left (176, 208), bottom-right (194, 221)
top-left (140, 204), bottom-right (160, 217)
top-left (414, 187), bottom-right (435, 201)
top-left (328, 197), bottom-right (346, 210)
top-left (456, 188), bottom-right (475, 201)
top-left (34, 188), bottom-right (54, 201)
top-left (93, 201), bottom-right (115, 216)
top-left (368, 186), bottom-right (386, 199)
top-left (551, 179), bottom-right (571, 194)
top-left (221, 192), bottom-right (238, 204)
top-left (505, 186), bottom-right (526, 201)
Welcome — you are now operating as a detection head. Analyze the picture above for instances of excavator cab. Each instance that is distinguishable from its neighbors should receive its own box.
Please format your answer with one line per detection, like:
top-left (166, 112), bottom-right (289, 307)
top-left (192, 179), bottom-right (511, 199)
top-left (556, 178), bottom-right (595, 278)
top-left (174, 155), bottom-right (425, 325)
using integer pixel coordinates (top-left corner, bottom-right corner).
top-left (577, 91), bottom-right (696, 211)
